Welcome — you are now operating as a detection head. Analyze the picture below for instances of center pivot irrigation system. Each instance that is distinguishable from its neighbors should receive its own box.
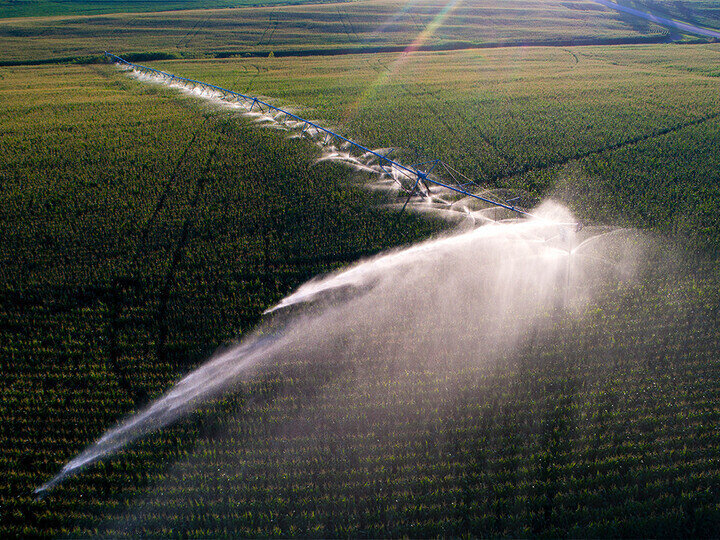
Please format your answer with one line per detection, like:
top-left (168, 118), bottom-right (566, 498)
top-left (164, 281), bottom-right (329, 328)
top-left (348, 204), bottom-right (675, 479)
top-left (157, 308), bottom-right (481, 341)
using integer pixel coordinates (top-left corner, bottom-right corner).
top-left (105, 52), bottom-right (560, 222)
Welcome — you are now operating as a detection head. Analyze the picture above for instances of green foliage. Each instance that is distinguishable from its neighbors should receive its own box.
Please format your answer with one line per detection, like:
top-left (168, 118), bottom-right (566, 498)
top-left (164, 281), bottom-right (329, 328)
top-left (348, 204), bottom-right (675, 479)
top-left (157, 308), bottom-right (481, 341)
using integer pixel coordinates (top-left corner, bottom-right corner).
top-left (0, 0), bottom-right (336, 19)
top-left (148, 43), bottom-right (720, 250)
top-left (0, 0), bottom-right (670, 64)
top-left (569, 117), bottom-right (720, 251)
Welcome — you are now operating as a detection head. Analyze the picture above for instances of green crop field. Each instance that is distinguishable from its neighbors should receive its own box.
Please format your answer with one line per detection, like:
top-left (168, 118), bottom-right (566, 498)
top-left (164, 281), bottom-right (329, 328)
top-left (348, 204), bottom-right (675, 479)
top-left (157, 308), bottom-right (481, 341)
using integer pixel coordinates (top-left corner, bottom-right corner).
top-left (0, 62), bottom-right (443, 536)
top-left (2, 0), bottom-right (720, 537)
top-left (0, 0), bottom-right (672, 64)
top-left (0, 0), bottom-right (337, 19)
top-left (145, 44), bottom-right (720, 249)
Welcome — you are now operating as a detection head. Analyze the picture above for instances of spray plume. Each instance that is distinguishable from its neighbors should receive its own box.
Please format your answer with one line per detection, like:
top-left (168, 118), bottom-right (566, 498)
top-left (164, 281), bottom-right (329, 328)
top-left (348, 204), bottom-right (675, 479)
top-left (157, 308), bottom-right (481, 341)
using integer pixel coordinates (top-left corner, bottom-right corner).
top-left (36, 200), bottom-right (648, 494)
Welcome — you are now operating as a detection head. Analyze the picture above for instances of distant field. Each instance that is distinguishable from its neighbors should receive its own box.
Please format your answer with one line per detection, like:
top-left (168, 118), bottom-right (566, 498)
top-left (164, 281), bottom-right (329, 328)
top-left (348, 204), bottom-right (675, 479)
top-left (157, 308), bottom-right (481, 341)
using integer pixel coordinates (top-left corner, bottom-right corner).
top-left (0, 0), bottom-right (337, 19)
top-left (0, 0), bottom-right (671, 63)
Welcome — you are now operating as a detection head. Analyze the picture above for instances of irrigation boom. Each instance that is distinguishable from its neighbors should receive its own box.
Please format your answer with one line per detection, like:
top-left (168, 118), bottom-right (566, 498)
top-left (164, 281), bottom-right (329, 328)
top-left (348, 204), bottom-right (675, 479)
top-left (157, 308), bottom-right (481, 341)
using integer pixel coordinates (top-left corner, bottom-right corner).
top-left (105, 52), bottom-right (547, 221)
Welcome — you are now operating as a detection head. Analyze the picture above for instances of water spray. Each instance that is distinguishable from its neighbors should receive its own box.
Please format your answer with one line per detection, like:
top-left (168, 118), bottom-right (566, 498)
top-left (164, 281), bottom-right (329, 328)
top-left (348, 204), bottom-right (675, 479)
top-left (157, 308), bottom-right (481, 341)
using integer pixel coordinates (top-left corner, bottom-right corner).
top-left (36, 203), bottom-right (628, 496)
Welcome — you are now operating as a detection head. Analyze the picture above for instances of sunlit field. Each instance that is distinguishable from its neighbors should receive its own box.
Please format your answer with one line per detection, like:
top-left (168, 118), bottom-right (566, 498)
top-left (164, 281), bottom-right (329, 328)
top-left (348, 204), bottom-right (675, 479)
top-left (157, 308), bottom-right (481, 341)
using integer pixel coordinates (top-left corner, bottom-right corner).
top-left (148, 43), bottom-right (720, 248)
top-left (0, 0), bottom-right (671, 63)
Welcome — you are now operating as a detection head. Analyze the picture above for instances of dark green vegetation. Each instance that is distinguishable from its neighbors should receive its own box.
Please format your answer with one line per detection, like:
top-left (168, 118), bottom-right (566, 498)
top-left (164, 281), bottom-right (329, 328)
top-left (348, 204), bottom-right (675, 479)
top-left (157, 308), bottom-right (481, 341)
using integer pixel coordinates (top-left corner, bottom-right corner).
top-left (0, 0), bottom-right (332, 19)
top-left (1, 0), bottom-right (720, 537)
top-left (106, 258), bottom-right (720, 538)
top-left (0, 0), bottom-right (672, 64)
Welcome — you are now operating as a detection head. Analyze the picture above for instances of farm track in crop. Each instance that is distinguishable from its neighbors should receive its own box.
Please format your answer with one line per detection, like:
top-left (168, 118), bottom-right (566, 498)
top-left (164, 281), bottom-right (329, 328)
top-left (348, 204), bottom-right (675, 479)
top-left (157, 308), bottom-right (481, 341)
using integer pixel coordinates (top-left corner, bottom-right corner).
top-left (138, 131), bottom-right (202, 251)
top-left (409, 12), bottom-right (427, 34)
top-left (263, 18), bottom-right (279, 48)
top-left (337, 7), bottom-right (358, 43)
top-left (177, 15), bottom-right (210, 49)
top-left (370, 56), bottom-right (515, 167)
top-left (413, 86), bottom-right (501, 163)
top-left (408, 83), bottom-right (513, 167)
top-left (104, 128), bottom-right (203, 405)
top-left (255, 12), bottom-right (278, 47)
top-left (154, 126), bottom-right (228, 367)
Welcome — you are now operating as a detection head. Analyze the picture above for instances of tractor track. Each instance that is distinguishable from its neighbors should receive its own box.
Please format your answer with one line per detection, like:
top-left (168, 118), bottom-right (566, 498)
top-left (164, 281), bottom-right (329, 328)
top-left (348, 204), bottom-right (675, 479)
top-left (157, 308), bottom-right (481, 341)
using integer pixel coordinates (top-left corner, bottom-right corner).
top-left (154, 122), bottom-right (231, 368)
top-left (105, 125), bottom-right (205, 406)
top-left (137, 131), bottom-right (201, 250)
top-left (101, 67), bottom-right (232, 405)
top-left (371, 57), bottom-right (512, 173)
top-left (492, 110), bottom-right (720, 185)
top-left (255, 12), bottom-right (278, 47)
top-left (177, 15), bottom-right (210, 48)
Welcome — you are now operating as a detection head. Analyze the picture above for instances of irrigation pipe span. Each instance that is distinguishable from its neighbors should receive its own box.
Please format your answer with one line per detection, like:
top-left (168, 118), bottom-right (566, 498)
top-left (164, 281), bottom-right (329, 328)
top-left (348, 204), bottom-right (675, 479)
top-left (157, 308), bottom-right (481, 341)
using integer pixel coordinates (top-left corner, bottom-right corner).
top-left (105, 52), bottom-right (579, 228)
